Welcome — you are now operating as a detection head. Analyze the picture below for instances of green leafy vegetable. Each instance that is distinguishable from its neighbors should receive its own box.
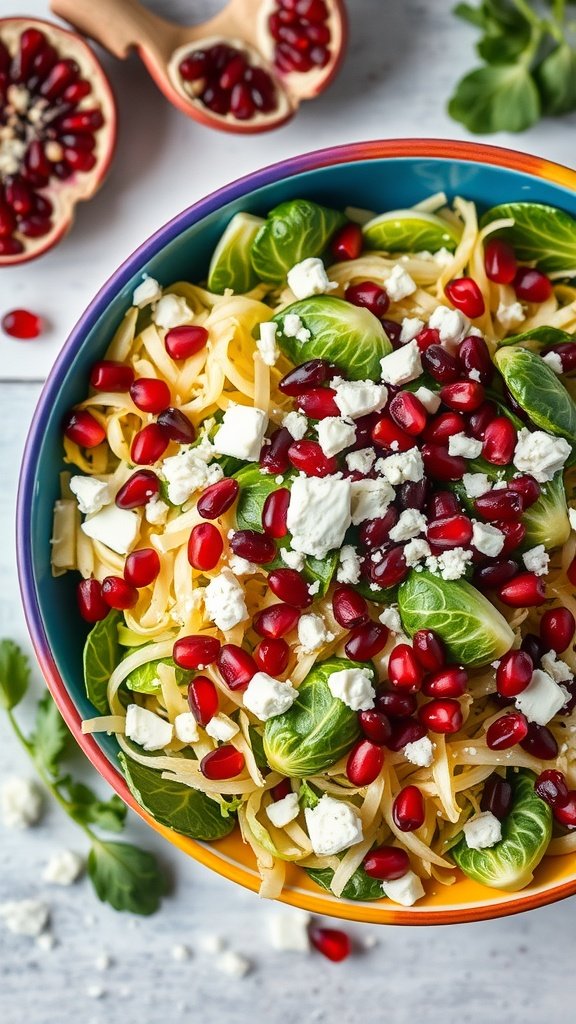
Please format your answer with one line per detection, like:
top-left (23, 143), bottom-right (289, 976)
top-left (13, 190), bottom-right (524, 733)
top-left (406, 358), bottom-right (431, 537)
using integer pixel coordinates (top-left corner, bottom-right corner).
top-left (120, 753), bottom-right (236, 841)
top-left (448, 64), bottom-right (541, 134)
top-left (494, 346), bottom-right (576, 446)
top-left (536, 40), bottom-right (576, 114)
top-left (83, 610), bottom-right (121, 713)
top-left (362, 209), bottom-right (461, 253)
top-left (29, 692), bottom-right (69, 776)
top-left (480, 202), bottom-right (576, 273)
top-left (88, 840), bottom-right (167, 915)
top-left (234, 463), bottom-right (280, 531)
top-left (124, 653), bottom-right (189, 694)
top-left (250, 199), bottom-right (345, 284)
top-left (496, 325), bottom-right (573, 350)
top-left (273, 296), bottom-right (392, 381)
top-left (398, 570), bottom-right (514, 667)
top-left (59, 777), bottom-right (127, 832)
top-left (307, 863), bottom-right (385, 901)
top-left (208, 212), bottom-right (265, 294)
top-left (522, 470), bottom-right (571, 549)
top-left (264, 657), bottom-right (369, 776)
top-left (298, 780), bottom-right (321, 809)
top-left (0, 639), bottom-right (30, 710)
top-left (452, 771), bottom-right (552, 891)
top-left (303, 551), bottom-right (339, 598)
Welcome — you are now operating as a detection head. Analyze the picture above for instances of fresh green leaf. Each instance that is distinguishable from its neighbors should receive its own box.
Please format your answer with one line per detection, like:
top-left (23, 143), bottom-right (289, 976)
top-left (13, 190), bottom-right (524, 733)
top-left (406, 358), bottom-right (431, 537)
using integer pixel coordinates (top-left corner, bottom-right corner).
top-left (476, 23), bottom-right (531, 64)
top-left (453, 2), bottom-right (488, 28)
top-left (234, 464), bottom-right (282, 532)
top-left (303, 551), bottom-right (339, 598)
top-left (29, 692), bottom-right (69, 777)
top-left (83, 611), bottom-right (121, 714)
top-left (87, 839), bottom-right (168, 915)
top-left (299, 780), bottom-right (320, 809)
top-left (363, 209), bottom-right (461, 253)
top-left (536, 42), bottom-right (576, 115)
top-left (0, 639), bottom-right (30, 710)
top-left (119, 753), bottom-right (236, 841)
top-left (59, 777), bottom-right (127, 833)
top-left (248, 725), bottom-right (267, 770)
top-left (480, 202), bottom-right (576, 273)
top-left (494, 346), bottom-right (576, 446)
top-left (307, 863), bottom-right (385, 901)
top-left (496, 325), bottom-right (573, 350)
top-left (448, 64), bottom-right (541, 133)
top-left (123, 653), bottom-right (189, 695)
top-left (250, 199), bottom-right (346, 284)
top-left (208, 212), bottom-right (265, 294)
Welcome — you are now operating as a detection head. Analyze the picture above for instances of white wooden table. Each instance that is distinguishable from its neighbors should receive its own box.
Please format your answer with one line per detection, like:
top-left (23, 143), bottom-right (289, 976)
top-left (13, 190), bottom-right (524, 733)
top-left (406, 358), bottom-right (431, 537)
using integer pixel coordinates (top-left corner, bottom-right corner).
top-left (1, 2), bottom-right (575, 1022)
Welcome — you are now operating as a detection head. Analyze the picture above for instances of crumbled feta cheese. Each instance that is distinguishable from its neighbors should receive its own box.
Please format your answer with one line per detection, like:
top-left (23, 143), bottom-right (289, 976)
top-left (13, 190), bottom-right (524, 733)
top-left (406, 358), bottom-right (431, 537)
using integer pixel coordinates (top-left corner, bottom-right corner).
top-left (213, 406), bottom-right (269, 463)
top-left (1, 778), bottom-right (42, 829)
top-left (389, 508), bottom-right (426, 542)
top-left (196, 933), bottom-right (225, 954)
top-left (316, 416), bottom-right (356, 458)
top-left (496, 300), bottom-right (525, 331)
top-left (345, 447), bottom-right (376, 474)
top-left (522, 544), bottom-right (550, 577)
top-left (125, 705), bottom-right (173, 750)
top-left (43, 850), bottom-right (84, 886)
top-left (327, 667), bottom-right (375, 711)
top-left (472, 521), bottom-right (505, 557)
top-left (304, 795), bottom-right (363, 856)
top-left (145, 494), bottom-right (169, 526)
top-left (379, 606), bottom-right (402, 632)
top-left (81, 504), bottom-right (140, 555)
top-left (427, 547), bottom-right (473, 581)
top-left (171, 944), bottom-right (191, 962)
top-left (468, 369), bottom-right (481, 383)
top-left (308, 580), bottom-right (320, 596)
top-left (404, 736), bottom-right (434, 767)
top-left (257, 322), bottom-right (279, 366)
top-left (282, 313), bottom-right (304, 338)
top-left (543, 351), bottom-right (563, 375)
top-left (514, 669), bottom-right (566, 725)
top-left (287, 257), bottom-right (336, 299)
top-left (337, 545), bottom-right (361, 584)
top-left (268, 909), bottom-right (310, 952)
top-left (282, 410), bottom-right (308, 440)
top-left (385, 265), bottom-right (417, 301)
top-left (280, 547), bottom-right (305, 572)
top-left (377, 447), bottom-right (424, 485)
top-left (132, 275), bottom-right (162, 308)
top-left (37, 933), bottom-right (55, 953)
top-left (265, 792), bottom-right (300, 829)
top-left (243, 672), bottom-right (297, 721)
top-left (428, 305), bottom-right (469, 347)
top-left (204, 570), bottom-right (248, 632)
top-left (463, 472), bottom-right (492, 498)
top-left (333, 379), bottom-right (388, 419)
top-left (205, 713), bottom-right (239, 742)
top-left (400, 317), bottom-right (424, 343)
top-left (463, 812), bottom-right (502, 850)
top-left (413, 386), bottom-right (441, 414)
top-left (403, 537), bottom-right (431, 567)
top-left (287, 476), bottom-right (351, 558)
top-left (228, 554), bottom-right (258, 576)
top-left (380, 339), bottom-right (422, 386)
top-left (216, 951), bottom-right (251, 978)
top-left (382, 871), bottom-right (425, 907)
top-left (541, 651), bottom-right (573, 683)
top-left (298, 613), bottom-right (333, 653)
top-left (153, 293), bottom-right (193, 329)
top-left (513, 428), bottom-right (571, 483)
top-left (0, 900), bottom-right (49, 937)
top-left (174, 712), bottom-right (200, 744)
top-left (569, 507), bottom-right (576, 532)
top-left (161, 447), bottom-right (222, 506)
top-left (70, 476), bottom-right (110, 515)
top-left (350, 478), bottom-right (395, 525)
top-left (448, 433), bottom-right (483, 459)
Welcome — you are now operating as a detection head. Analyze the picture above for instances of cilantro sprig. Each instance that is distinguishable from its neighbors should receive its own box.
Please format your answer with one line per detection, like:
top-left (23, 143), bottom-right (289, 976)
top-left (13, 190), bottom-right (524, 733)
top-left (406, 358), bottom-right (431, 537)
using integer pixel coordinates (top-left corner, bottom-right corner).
top-left (449, 0), bottom-right (576, 132)
top-left (0, 639), bottom-right (168, 915)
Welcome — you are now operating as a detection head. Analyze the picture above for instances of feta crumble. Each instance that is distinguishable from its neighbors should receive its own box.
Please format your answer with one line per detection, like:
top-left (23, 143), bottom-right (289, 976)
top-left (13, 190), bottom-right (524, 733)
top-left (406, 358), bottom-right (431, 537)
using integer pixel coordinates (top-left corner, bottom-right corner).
top-left (472, 521), bottom-right (505, 557)
top-left (132, 275), bottom-right (162, 308)
top-left (400, 317), bottom-right (424, 343)
top-left (282, 313), bottom-right (305, 338)
top-left (43, 850), bottom-right (84, 886)
top-left (350, 477), bottom-right (394, 525)
top-left (540, 650), bottom-right (573, 683)
top-left (243, 672), bottom-right (297, 721)
top-left (389, 508), bottom-right (427, 542)
top-left (304, 795), bottom-right (364, 856)
top-left (463, 812), bottom-right (502, 850)
top-left (379, 606), bottom-right (402, 633)
top-left (81, 504), bottom-right (140, 556)
top-left (385, 265), bottom-right (417, 301)
top-left (316, 416), bottom-right (356, 458)
top-left (280, 547), bottom-right (306, 572)
top-left (463, 472), bottom-right (492, 498)
top-left (125, 705), bottom-right (173, 751)
top-left (213, 406), bottom-right (269, 462)
top-left (265, 792), bottom-right (300, 829)
top-left (404, 736), bottom-right (434, 767)
top-left (345, 447), bottom-right (376, 474)
top-left (268, 909), bottom-right (310, 951)
top-left (298, 613), bottom-right (333, 653)
top-left (70, 476), bottom-right (110, 515)
top-left (522, 544), bottom-right (550, 577)
top-left (257, 322), bottom-right (279, 366)
top-left (145, 494), bottom-right (169, 526)
top-left (427, 547), bottom-right (473, 580)
top-left (428, 305), bottom-right (470, 347)
top-left (513, 428), bottom-right (571, 483)
top-left (205, 713), bottom-right (240, 742)
top-left (282, 410), bottom-right (308, 440)
top-left (333, 378), bottom-right (388, 419)
top-left (382, 871), bottom-right (425, 907)
top-left (413, 385), bottom-right (441, 414)
top-left (153, 293), bottom-right (193, 329)
top-left (448, 433), bottom-right (483, 459)
top-left (377, 447), bottom-right (424, 485)
top-left (216, 951), bottom-right (251, 978)
top-left (403, 537), bottom-right (431, 567)
top-left (287, 257), bottom-right (336, 299)
top-left (0, 900), bottom-right (49, 937)
top-left (380, 339), bottom-right (422, 386)
top-left (174, 712), bottom-right (200, 744)
top-left (337, 545), bottom-right (362, 584)
top-left (161, 447), bottom-right (222, 505)
top-left (228, 554), bottom-right (258, 576)
top-left (1, 777), bottom-right (42, 829)
top-left (543, 351), bottom-right (563, 375)
top-left (327, 667), bottom-right (375, 711)
top-left (204, 570), bottom-right (248, 632)
top-left (496, 300), bottom-right (525, 330)
top-left (514, 669), bottom-right (566, 725)
top-left (287, 476), bottom-right (352, 558)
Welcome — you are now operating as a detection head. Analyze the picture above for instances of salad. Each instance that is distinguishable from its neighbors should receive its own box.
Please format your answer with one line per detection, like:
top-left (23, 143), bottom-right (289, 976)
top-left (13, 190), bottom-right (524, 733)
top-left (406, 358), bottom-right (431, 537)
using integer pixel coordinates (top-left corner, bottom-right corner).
top-left (51, 191), bottom-right (576, 907)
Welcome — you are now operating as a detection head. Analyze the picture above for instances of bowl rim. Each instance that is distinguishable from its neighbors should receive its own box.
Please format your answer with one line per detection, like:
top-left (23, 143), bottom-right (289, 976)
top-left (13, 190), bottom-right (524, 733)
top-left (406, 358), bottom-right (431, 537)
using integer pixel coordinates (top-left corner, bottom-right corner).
top-left (17, 138), bottom-right (576, 926)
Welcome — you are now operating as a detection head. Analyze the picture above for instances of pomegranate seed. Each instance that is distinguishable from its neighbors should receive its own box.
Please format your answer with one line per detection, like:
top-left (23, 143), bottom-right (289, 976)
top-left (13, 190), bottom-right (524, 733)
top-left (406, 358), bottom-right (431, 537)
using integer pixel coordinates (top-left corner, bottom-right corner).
top-left (364, 846), bottom-right (409, 881)
top-left (520, 722), bottom-right (558, 759)
top-left (90, 360), bottom-right (134, 392)
top-left (253, 604), bottom-right (300, 639)
top-left (496, 651), bottom-right (533, 698)
top-left (499, 573), bottom-right (546, 607)
top-left (424, 411), bottom-right (466, 445)
top-left (116, 470), bottom-right (159, 509)
top-left (484, 239), bottom-right (517, 284)
top-left (188, 675), bottom-right (219, 726)
top-left (295, 387), bottom-right (339, 419)
top-left (345, 622), bottom-right (388, 660)
top-left (508, 474), bottom-right (541, 508)
top-left (18, 216), bottom-right (52, 238)
top-left (486, 712), bottom-right (528, 750)
top-left (474, 490), bottom-right (523, 522)
top-left (428, 491), bottom-right (459, 519)
top-left (458, 335), bottom-right (493, 384)
top-left (297, 0), bottom-right (329, 21)
top-left (467, 401), bottom-right (497, 440)
top-left (371, 416), bottom-right (413, 452)
top-left (279, 360), bottom-right (334, 395)
top-left (197, 478), bottom-right (239, 519)
top-left (370, 546), bottom-right (409, 589)
top-left (376, 689), bottom-right (417, 718)
top-left (398, 479), bottom-right (428, 511)
top-left (173, 635), bottom-right (221, 670)
top-left (419, 698), bottom-right (463, 734)
top-left (260, 427), bottom-right (293, 474)
top-left (262, 488), bottom-right (290, 538)
top-left (358, 709), bottom-right (392, 745)
top-left (521, 632), bottom-right (547, 664)
top-left (388, 644), bottom-right (423, 691)
top-left (412, 630), bottom-right (445, 672)
top-left (445, 277), bottom-right (485, 318)
top-left (309, 926), bottom-right (351, 963)
top-left (64, 410), bottom-right (105, 448)
top-left (346, 739), bottom-right (384, 786)
top-left (473, 559), bottom-right (518, 588)
top-left (535, 769), bottom-right (569, 808)
top-left (230, 530), bottom-right (276, 564)
top-left (201, 746), bottom-right (245, 780)
top-left (188, 523), bottom-right (223, 571)
top-left (77, 578), bottom-right (108, 623)
top-left (131, 424), bottom-right (169, 464)
top-left (415, 327), bottom-right (441, 352)
top-left (2, 308), bottom-right (42, 339)
top-left (219, 54), bottom-right (246, 89)
top-left (554, 793), bottom-right (576, 828)
top-left (254, 637), bottom-right (290, 675)
top-left (540, 607), bottom-right (575, 653)
top-left (422, 666), bottom-right (468, 698)
top-left (359, 508), bottom-right (398, 548)
top-left (421, 444), bottom-right (466, 482)
top-left (389, 392), bottom-right (427, 435)
top-left (496, 519), bottom-right (526, 555)
top-left (217, 644), bottom-right (257, 691)
top-left (427, 514), bottom-right (473, 550)
top-left (331, 223), bottom-right (363, 261)
top-left (482, 418), bottom-right (517, 465)
top-left (393, 785), bottom-right (425, 831)
top-left (230, 82), bottom-right (255, 120)
top-left (288, 439), bottom-right (337, 477)
top-left (101, 576), bottom-right (138, 610)
top-left (201, 84), bottom-right (230, 115)
top-left (179, 52), bottom-right (208, 80)
top-left (165, 325), bottom-right (208, 360)
top-left (0, 203), bottom-right (16, 239)
top-left (439, 380), bottom-right (485, 413)
top-left (157, 407), bottom-right (195, 443)
top-left (542, 342), bottom-right (576, 373)
top-left (386, 717), bottom-right (427, 751)
top-left (332, 586), bottom-right (369, 628)
top-left (5, 178), bottom-right (34, 216)
top-left (58, 108), bottom-right (104, 132)
top-left (124, 548), bottom-right (160, 588)
top-left (270, 777), bottom-right (292, 802)
top-left (130, 378), bottom-right (171, 413)
top-left (514, 267), bottom-right (553, 303)
top-left (346, 281), bottom-right (389, 318)
top-left (481, 774), bottom-right (513, 819)
top-left (268, 568), bottom-right (312, 608)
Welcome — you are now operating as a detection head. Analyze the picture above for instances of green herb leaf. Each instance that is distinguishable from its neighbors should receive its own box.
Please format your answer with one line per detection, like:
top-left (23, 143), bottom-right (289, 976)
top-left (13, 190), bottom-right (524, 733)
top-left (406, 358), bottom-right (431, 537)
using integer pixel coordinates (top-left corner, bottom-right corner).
top-left (250, 199), bottom-right (345, 285)
top-left (83, 611), bottom-right (121, 713)
top-left (0, 639), bottom-right (30, 710)
top-left (480, 201), bottom-right (576, 273)
top-left (87, 839), bottom-right (168, 915)
top-left (303, 551), bottom-right (339, 599)
top-left (29, 692), bottom-right (69, 777)
top-left (536, 42), bottom-right (576, 115)
top-left (496, 325), bottom-right (573, 350)
top-left (298, 780), bottom-right (320, 809)
top-left (59, 777), bottom-right (127, 833)
top-left (307, 863), bottom-right (385, 901)
top-left (234, 463), bottom-right (282, 532)
top-left (448, 64), bottom-right (541, 134)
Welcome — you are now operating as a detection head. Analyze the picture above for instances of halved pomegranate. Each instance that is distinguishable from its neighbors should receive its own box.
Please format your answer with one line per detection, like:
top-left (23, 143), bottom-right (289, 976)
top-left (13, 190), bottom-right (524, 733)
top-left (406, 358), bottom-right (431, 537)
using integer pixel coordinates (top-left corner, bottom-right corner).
top-left (0, 18), bottom-right (116, 265)
top-left (258, 0), bottom-right (346, 101)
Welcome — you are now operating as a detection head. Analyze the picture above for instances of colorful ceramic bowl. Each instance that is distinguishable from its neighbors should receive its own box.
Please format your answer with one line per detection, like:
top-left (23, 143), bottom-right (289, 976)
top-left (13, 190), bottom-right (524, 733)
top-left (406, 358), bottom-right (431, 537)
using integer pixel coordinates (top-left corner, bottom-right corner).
top-left (17, 139), bottom-right (576, 925)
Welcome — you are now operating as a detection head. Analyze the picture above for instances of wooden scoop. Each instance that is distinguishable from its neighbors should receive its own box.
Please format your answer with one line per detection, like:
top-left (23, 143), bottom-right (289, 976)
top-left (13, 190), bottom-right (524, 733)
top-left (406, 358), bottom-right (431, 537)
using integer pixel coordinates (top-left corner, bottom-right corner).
top-left (51, 0), bottom-right (347, 133)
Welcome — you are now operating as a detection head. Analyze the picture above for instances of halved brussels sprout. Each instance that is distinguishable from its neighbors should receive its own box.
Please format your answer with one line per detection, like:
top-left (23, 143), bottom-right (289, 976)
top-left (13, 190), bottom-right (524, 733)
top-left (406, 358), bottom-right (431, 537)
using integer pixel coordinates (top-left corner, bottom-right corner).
top-left (250, 199), bottom-right (346, 284)
top-left (273, 296), bottom-right (392, 381)
top-left (451, 771), bottom-right (552, 891)
top-left (494, 346), bottom-right (576, 447)
top-left (522, 471), bottom-right (571, 550)
top-left (207, 212), bottom-right (265, 294)
top-left (307, 863), bottom-right (385, 901)
top-left (363, 209), bottom-right (461, 253)
top-left (263, 657), bottom-right (370, 777)
top-left (480, 202), bottom-right (576, 273)
top-left (398, 570), bottom-right (514, 667)
top-left (496, 325), bottom-right (572, 351)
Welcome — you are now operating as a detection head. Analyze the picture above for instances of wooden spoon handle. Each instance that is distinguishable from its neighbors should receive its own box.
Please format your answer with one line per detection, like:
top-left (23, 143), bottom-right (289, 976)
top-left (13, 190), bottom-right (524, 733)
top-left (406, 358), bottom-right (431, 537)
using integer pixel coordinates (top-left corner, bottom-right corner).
top-left (51, 0), bottom-right (176, 59)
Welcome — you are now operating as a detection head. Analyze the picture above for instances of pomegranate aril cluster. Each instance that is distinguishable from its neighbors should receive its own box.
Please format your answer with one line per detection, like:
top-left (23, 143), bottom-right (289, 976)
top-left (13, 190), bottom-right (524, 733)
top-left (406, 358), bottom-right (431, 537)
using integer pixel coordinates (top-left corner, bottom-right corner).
top-left (269, 0), bottom-right (332, 74)
top-left (178, 43), bottom-right (278, 121)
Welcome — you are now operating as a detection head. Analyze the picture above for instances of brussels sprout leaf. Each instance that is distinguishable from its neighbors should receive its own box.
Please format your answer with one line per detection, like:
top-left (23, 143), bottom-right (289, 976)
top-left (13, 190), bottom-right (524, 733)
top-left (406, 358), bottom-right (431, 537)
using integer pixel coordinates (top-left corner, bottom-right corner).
top-left (251, 199), bottom-right (345, 284)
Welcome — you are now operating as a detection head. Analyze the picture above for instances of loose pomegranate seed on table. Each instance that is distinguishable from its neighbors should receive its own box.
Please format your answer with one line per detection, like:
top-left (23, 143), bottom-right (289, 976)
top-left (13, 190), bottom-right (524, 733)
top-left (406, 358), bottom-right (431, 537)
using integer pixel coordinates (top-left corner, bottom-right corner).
top-left (197, 478), bottom-right (239, 519)
top-left (130, 377), bottom-right (171, 413)
top-left (188, 676), bottom-right (219, 726)
top-left (358, 709), bottom-right (392, 745)
top-left (2, 308), bottom-right (43, 338)
top-left (419, 698), bottom-right (463, 734)
top-left (412, 629), bottom-right (446, 672)
top-left (200, 746), bottom-right (245, 781)
top-left (346, 281), bottom-right (389, 318)
top-left (268, 568), bottom-right (312, 608)
top-left (393, 785), bottom-right (425, 831)
top-left (254, 637), bottom-right (290, 675)
top-left (482, 417), bottom-right (517, 465)
top-left (330, 222), bottom-right (363, 261)
top-left (388, 644), bottom-right (423, 691)
top-left (217, 644), bottom-right (257, 690)
top-left (445, 277), bottom-right (485, 318)
top-left (364, 846), bottom-right (410, 881)
top-left (279, 359), bottom-right (334, 395)
top-left (173, 635), bottom-right (221, 669)
top-left (535, 769), bottom-right (569, 808)
top-left (230, 529), bottom-right (276, 564)
top-left (345, 622), bottom-right (389, 660)
top-left (77, 578), bottom-right (108, 623)
top-left (116, 470), bottom-right (160, 509)
top-left (165, 325), bottom-right (208, 360)
top-left (540, 607), bottom-right (575, 653)
top-left (157, 407), bottom-right (196, 443)
top-left (481, 774), bottom-right (513, 819)
top-left (484, 239), bottom-right (517, 283)
top-left (253, 603), bottom-right (301, 639)
top-left (64, 409), bottom-right (106, 448)
top-left (262, 488), bottom-right (290, 538)
top-left (124, 548), bottom-right (161, 588)
top-left (332, 586), bottom-right (369, 628)
top-left (131, 423), bottom-right (169, 465)
top-left (422, 666), bottom-right (468, 698)
top-left (486, 712), bottom-right (528, 751)
top-left (101, 575), bottom-right (138, 610)
top-left (188, 523), bottom-right (223, 571)
top-left (496, 651), bottom-right (533, 697)
top-left (514, 267), bottom-right (553, 303)
top-left (309, 926), bottom-right (351, 964)
top-left (346, 738), bottom-right (385, 786)
top-left (295, 387), bottom-right (339, 419)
